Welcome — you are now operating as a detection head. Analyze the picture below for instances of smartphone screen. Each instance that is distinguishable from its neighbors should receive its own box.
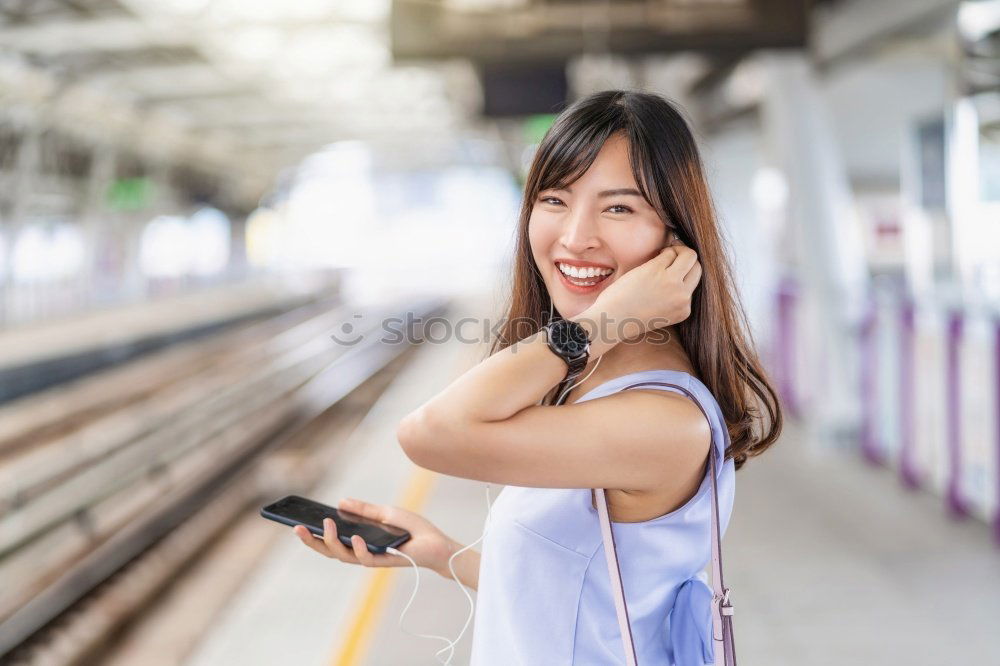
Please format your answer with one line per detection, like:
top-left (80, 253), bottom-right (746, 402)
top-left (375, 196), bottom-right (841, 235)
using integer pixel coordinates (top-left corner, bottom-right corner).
top-left (260, 495), bottom-right (410, 553)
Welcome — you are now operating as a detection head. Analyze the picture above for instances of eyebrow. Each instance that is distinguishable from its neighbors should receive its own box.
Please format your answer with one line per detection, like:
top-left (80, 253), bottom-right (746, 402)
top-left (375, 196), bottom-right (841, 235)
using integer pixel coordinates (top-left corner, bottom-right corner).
top-left (551, 185), bottom-right (643, 198)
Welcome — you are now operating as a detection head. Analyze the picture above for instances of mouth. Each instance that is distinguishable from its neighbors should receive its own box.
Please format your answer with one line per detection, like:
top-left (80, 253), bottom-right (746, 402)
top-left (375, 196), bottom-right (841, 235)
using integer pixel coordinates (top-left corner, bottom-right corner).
top-left (554, 261), bottom-right (615, 292)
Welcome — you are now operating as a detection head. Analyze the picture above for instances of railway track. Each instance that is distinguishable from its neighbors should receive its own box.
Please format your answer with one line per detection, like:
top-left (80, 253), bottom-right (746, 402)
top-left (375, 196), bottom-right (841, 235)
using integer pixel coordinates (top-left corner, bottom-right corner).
top-left (0, 295), bottom-right (449, 664)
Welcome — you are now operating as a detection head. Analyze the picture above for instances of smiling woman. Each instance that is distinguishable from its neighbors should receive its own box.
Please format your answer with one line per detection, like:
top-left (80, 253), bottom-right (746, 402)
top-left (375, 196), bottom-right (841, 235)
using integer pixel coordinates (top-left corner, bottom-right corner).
top-left (297, 89), bottom-right (782, 666)
top-left (394, 90), bottom-right (782, 665)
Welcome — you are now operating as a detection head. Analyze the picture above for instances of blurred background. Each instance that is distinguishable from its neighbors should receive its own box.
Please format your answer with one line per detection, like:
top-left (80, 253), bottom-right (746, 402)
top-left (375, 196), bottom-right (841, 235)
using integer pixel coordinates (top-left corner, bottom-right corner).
top-left (0, 0), bottom-right (998, 664)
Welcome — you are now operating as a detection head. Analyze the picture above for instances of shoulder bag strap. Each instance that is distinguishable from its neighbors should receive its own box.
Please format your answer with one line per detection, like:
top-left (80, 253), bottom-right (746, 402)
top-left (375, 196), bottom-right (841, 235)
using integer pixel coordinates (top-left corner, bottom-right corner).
top-left (596, 380), bottom-right (737, 666)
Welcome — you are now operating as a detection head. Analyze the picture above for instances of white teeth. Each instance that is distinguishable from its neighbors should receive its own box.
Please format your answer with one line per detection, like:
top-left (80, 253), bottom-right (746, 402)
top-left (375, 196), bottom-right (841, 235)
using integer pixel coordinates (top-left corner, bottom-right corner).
top-left (557, 262), bottom-right (612, 279)
top-left (557, 262), bottom-right (613, 286)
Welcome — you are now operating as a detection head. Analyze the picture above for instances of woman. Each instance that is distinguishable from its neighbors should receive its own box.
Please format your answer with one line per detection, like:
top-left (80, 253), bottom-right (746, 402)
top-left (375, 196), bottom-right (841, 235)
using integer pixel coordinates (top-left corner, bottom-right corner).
top-left (294, 89), bottom-right (782, 664)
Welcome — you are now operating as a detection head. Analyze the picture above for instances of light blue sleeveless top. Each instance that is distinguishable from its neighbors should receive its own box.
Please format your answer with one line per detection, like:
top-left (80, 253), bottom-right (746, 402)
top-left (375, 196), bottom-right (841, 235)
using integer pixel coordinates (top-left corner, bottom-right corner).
top-left (469, 369), bottom-right (736, 666)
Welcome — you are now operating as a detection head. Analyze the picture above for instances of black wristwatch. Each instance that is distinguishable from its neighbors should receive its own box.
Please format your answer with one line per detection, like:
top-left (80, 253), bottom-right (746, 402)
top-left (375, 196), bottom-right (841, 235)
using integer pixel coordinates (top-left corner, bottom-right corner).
top-left (542, 318), bottom-right (591, 382)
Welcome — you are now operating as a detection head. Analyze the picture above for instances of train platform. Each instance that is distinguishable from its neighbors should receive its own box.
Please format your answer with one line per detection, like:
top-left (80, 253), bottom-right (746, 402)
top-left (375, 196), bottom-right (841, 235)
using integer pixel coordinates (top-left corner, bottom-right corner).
top-left (94, 290), bottom-right (999, 666)
top-left (0, 272), bottom-right (343, 404)
top-left (5, 2), bottom-right (999, 663)
top-left (0, 273), bottom-right (341, 371)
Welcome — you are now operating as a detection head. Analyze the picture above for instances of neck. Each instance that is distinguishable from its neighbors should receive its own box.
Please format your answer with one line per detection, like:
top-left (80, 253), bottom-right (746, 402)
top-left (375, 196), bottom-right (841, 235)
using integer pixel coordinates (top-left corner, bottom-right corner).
top-left (562, 325), bottom-right (690, 404)
top-left (603, 325), bottom-right (681, 368)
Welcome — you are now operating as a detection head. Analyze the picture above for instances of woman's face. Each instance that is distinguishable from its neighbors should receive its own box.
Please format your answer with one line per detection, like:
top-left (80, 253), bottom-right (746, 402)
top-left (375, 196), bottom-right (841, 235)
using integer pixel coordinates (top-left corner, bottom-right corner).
top-left (529, 132), bottom-right (669, 319)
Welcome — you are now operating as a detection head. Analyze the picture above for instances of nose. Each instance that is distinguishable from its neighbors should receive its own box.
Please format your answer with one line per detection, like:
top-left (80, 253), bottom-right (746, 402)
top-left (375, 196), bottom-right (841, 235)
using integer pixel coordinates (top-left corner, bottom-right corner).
top-left (559, 206), bottom-right (601, 254)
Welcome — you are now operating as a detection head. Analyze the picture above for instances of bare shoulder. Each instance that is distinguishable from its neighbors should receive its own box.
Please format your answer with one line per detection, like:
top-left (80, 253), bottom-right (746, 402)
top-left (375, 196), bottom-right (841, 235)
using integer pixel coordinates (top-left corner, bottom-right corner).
top-left (604, 385), bottom-right (712, 454)
top-left (584, 386), bottom-right (712, 495)
top-left (600, 384), bottom-right (713, 519)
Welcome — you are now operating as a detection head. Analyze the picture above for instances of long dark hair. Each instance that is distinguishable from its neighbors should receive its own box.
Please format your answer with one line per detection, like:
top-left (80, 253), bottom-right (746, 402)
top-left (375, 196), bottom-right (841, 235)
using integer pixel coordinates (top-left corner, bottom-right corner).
top-left (487, 89), bottom-right (781, 470)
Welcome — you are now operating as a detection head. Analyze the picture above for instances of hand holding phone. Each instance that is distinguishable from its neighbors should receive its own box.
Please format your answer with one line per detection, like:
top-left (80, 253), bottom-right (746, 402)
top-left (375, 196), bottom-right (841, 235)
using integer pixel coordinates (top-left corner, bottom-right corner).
top-left (262, 495), bottom-right (459, 575)
top-left (261, 495), bottom-right (411, 554)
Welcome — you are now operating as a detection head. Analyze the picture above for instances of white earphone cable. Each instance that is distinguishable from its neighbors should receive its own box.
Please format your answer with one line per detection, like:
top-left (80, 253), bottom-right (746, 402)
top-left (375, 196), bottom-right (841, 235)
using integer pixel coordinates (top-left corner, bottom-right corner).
top-left (554, 354), bottom-right (602, 405)
top-left (383, 546), bottom-right (457, 664)
top-left (386, 482), bottom-right (496, 665)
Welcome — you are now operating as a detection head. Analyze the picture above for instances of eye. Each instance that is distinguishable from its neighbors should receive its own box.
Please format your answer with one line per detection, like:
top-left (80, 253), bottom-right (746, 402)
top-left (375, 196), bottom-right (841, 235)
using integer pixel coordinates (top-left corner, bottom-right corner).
top-left (539, 196), bottom-right (563, 206)
top-left (606, 204), bottom-right (634, 214)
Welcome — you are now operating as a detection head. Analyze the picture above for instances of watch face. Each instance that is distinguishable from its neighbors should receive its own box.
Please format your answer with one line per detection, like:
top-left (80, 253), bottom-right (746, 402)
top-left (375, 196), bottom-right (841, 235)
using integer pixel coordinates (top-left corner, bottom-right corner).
top-left (551, 320), bottom-right (589, 357)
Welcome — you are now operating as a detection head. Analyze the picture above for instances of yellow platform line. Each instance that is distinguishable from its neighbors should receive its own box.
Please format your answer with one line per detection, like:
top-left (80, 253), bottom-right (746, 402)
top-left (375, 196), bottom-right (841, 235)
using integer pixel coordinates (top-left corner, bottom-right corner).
top-left (329, 465), bottom-right (438, 666)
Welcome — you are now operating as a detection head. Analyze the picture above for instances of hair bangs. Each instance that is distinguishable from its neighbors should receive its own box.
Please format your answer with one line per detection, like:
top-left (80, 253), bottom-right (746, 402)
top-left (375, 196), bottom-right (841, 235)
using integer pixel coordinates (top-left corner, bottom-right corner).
top-left (537, 136), bottom-right (605, 193)
top-left (535, 106), bottom-right (625, 194)
top-left (622, 130), bottom-right (672, 228)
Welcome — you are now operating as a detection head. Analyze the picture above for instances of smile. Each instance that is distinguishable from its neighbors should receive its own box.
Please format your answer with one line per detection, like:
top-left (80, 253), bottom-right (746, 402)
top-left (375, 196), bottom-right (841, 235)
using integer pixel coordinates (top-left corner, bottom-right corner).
top-left (555, 262), bottom-right (614, 291)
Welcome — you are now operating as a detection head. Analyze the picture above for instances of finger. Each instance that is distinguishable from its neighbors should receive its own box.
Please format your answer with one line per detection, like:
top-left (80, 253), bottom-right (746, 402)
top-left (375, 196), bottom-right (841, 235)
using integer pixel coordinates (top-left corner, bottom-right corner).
top-left (666, 246), bottom-right (698, 277)
top-left (657, 245), bottom-right (680, 265)
top-left (323, 518), bottom-right (360, 563)
top-left (295, 525), bottom-right (335, 558)
top-left (683, 259), bottom-right (702, 286)
top-left (338, 497), bottom-right (388, 523)
top-left (350, 535), bottom-right (377, 566)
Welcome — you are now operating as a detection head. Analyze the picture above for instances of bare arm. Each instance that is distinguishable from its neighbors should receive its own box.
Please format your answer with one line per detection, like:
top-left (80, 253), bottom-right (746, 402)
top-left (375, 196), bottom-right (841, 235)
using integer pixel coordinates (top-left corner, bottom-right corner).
top-left (397, 245), bottom-right (698, 436)
top-left (395, 298), bottom-right (710, 491)
top-left (433, 539), bottom-right (480, 591)
top-left (395, 246), bottom-right (706, 488)
top-left (400, 318), bottom-right (617, 435)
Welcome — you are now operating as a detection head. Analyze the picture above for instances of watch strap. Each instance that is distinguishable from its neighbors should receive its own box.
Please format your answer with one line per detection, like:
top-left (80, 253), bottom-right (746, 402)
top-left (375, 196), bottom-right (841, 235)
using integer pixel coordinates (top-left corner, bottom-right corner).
top-left (543, 319), bottom-right (590, 381)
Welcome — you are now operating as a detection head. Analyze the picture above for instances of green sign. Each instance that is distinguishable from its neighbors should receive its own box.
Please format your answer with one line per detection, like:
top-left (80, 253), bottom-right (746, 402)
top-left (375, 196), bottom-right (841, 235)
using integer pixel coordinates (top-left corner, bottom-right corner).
top-left (107, 177), bottom-right (154, 211)
top-left (523, 114), bottom-right (557, 145)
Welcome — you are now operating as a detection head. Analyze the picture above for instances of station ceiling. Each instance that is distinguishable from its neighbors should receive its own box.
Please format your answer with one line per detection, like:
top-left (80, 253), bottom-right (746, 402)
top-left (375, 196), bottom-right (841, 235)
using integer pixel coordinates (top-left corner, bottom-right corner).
top-left (0, 0), bottom-right (812, 208)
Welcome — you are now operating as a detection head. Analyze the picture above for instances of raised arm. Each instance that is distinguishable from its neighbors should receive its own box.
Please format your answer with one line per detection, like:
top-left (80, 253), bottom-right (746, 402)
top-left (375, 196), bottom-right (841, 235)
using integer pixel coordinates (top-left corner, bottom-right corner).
top-left (396, 246), bottom-right (706, 491)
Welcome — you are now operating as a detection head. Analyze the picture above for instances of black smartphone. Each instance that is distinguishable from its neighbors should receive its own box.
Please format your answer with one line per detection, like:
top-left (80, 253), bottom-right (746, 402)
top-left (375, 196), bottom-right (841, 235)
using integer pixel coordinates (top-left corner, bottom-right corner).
top-left (260, 494), bottom-right (411, 554)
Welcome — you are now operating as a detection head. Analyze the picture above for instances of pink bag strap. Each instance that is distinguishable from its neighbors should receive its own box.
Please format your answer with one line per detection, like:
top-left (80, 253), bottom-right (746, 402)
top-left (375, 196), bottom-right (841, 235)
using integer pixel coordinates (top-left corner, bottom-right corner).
top-left (596, 380), bottom-right (736, 666)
